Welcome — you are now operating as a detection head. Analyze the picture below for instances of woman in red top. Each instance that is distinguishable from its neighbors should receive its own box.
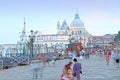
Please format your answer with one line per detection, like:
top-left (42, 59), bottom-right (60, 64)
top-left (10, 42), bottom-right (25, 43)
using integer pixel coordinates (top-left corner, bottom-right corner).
top-left (105, 49), bottom-right (110, 65)
top-left (61, 62), bottom-right (72, 80)
top-left (67, 62), bottom-right (72, 75)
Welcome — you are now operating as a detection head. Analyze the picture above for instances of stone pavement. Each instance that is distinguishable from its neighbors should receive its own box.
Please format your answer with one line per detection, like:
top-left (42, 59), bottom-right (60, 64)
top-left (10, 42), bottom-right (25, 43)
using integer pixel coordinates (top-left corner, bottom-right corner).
top-left (0, 55), bottom-right (120, 80)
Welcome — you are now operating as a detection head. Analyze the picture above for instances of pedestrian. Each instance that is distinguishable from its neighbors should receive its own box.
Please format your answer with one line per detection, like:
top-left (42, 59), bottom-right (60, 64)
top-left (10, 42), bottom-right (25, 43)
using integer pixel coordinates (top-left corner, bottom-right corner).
top-left (67, 61), bottom-right (72, 75)
top-left (61, 62), bottom-right (72, 80)
top-left (31, 61), bottom-right (40, 79)
top-left (79, 50), bottom-right (83, 60)
top-left (68, 51), bottom-right (73, 60)
top-left (72, 58), bottom-right (82, 80)
top-left (52, 54), bottom-right (56, 67)
top-left (104, 49), bottom-right (110, 65)
top-left (111, 48), bottom-right (116, 64)
top-left (84, 48), bottom-right (89, 59)
top-left (114, 49), bottom-right (120, 68)
top-left (99, 49), bottom-right (103, 57)
top-left (72, 51), bottom-right (76, 60)
top-left (92, 48), bottom-right (96, 55)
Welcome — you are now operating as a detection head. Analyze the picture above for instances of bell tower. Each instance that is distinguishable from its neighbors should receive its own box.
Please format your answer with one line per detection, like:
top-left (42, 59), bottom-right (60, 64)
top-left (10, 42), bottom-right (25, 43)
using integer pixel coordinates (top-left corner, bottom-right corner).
top-left (57, 21), bottom-right (61, 34)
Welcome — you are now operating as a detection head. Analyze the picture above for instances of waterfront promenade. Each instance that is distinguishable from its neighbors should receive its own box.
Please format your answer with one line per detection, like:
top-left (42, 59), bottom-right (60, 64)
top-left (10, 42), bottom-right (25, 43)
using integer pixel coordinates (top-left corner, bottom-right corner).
top-left (0, 55), bottom-right (120, 80)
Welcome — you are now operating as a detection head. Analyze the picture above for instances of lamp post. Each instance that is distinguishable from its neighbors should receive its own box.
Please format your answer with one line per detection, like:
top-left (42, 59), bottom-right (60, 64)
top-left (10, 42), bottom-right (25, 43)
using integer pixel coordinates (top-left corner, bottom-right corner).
top-left (29, 30), bottom-right (35, 59)
top-left (45, 43), bottom-right (48, 53)
top-left (69, 34), bottom-right (72, 51)
top-left (102, 37), bottom-right (104, 50)
top-left (0, 49), bottom-right (1, 58)
top-left (87, 37), bottom-right (91, 50)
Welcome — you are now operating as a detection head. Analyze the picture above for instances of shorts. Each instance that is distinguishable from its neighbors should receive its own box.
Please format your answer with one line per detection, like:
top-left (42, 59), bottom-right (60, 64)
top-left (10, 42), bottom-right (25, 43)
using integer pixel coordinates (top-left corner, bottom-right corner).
top-left (116, 59), bottom-right (119, 63)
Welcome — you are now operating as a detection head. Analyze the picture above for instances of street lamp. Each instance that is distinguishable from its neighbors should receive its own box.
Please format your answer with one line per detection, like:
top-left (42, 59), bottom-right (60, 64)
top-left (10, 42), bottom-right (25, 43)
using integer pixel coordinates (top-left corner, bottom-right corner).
top-left (69, 34), bottom-right (72, 51)
top-left (102, 37), bottom-right (104, 50)
top-left (87, 37), bottom-right (91, 50)
top-left (45, 43), bottom-right (48, 53)
top-left (29, 30), bottom-right (35, 59)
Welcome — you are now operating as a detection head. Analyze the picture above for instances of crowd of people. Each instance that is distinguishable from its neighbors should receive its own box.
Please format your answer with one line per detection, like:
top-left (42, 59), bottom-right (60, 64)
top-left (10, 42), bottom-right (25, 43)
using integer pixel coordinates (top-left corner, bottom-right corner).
top-left (60, 47), bottom-right (120, 80)
top-left (31, 47), bottom-right (120, 80)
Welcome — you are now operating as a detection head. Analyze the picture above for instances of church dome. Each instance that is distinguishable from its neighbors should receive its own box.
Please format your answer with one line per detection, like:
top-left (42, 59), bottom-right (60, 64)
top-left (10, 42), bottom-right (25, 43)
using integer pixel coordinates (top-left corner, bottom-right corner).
top-left (60, 20), bottom-right (69, 30)
top-left (20, 33), bottom-right (27, 38)
top-left (71, 13), bottom-right (84, 27)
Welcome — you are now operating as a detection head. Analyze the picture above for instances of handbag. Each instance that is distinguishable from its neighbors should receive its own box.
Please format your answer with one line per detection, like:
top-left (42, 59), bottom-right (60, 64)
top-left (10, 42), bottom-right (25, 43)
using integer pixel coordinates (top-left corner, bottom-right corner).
top-left (72, 71), bottom-right (76, 76)
top-left (80, 70), bottom-right (82, 74)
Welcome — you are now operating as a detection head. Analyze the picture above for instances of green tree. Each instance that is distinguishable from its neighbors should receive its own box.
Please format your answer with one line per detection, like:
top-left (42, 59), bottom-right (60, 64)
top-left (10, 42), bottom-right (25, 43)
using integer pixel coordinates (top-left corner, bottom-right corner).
top-left (114, 31), bottom-right (120, 42)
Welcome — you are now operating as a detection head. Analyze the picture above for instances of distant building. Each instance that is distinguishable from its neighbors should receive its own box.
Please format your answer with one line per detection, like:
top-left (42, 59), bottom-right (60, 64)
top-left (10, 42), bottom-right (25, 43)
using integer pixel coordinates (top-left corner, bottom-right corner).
top-left (30, 13), bottom-right (92, 54)
top-left (17, 18), bottom-right (28, 54)
top-left (92, 34), bottom-right (116, 49)
top-left (0, 44), bottom-right (17, 57)
top-left (18, 13), bottom-right (92, 54)
top-left (35, 34), bottom-right (69, 53)
top-left (57, 13), bottom-right (92, 47)
top-left (0, 14), bottom-right (117, 56)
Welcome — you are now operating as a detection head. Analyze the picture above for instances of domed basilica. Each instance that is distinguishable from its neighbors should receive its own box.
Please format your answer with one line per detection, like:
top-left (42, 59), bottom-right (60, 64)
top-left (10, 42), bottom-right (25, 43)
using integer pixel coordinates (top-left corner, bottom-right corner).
top-left (57, 13), bottom-right (91, 47)
top-left (17, 13), bottom-right (92, 54)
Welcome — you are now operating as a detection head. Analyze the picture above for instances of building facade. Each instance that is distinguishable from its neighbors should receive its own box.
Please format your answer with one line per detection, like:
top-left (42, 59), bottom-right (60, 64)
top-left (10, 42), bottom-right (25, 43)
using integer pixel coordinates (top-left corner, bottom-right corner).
top-left (92, 34), bottom-right (116, 49)
top-left (57, 13), bottom-right (92, 48)
top-left (0, 44), bottom-right (17, 57)
top-left (1, 14), bottom-right (117, 57)
top-left (18, 13), bottom-right (92, 54)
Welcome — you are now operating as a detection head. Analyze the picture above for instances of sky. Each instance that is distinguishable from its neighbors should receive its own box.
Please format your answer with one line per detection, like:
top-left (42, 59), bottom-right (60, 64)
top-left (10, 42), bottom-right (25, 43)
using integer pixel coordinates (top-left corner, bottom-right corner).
top-left (0, 0), bottom-right (120, 44)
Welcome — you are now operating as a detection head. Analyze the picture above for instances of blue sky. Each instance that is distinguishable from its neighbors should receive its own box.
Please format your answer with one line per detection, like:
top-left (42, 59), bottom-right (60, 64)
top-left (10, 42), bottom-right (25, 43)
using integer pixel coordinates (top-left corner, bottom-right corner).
top-left (0, 0), bottom-right (120, 44)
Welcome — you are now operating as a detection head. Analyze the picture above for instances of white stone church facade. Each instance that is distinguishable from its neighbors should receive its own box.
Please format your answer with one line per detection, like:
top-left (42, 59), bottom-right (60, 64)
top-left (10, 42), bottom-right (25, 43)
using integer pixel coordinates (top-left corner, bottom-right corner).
top-left (56, 13), bottom-right (92, 48)
top-left (18, 13), bottom-right (92, 54)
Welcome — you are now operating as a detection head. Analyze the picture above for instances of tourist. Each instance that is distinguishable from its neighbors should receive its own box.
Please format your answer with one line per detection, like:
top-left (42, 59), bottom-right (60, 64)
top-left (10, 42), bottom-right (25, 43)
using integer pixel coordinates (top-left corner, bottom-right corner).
top-left (52, 54), bottom-right (56, 67)
top-left (92, 48), bottom-right (96, 55)
top-left (104, 49), bottom-right (110, 65)
top-left (79, 50), bottom-right (83, 60)
top-left (99, 49), bottom-right (103, 57)
top-left (61, 62), bottom-right (73, 80)
top-left (72, 51), bottom-right (76, 60)
top-left (84, 48), bottom-right (89, 59)
top-left (31, 61), bottom-right (41, 79)
top-left (114, 49), bottom-right (120, 68)
top-left (67, 61), bottom-right (72, 75)
top-left (68, 51), bottom-right (73, 60)
top-left (111, 48), bottom-right (116, 64)
top-left (72, 58), bottom-right (82, 80)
